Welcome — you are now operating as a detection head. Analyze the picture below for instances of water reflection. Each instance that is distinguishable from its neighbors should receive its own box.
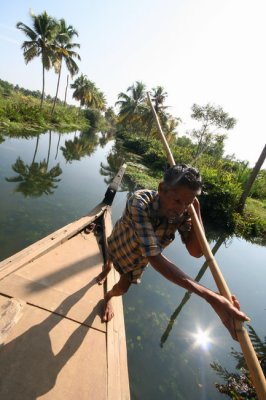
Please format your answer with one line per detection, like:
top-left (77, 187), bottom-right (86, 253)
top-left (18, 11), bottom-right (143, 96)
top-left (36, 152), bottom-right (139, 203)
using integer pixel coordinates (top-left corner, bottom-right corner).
top-left (160, 234), bottom-right (227, 347)
top-left (6, 158), bottom-right (62, 197)
top-left (191, 327), bottom-right (214, 351)
top-left (60, 130), bottom-right (98, 163)
top-left (5, 130), bottom-right (62, 197)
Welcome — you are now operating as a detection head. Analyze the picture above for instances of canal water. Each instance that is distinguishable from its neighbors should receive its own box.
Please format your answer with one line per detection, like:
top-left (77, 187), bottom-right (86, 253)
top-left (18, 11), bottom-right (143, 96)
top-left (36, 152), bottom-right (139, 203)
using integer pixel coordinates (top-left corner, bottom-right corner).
top-left (0, 130), bottom-right (265, 399)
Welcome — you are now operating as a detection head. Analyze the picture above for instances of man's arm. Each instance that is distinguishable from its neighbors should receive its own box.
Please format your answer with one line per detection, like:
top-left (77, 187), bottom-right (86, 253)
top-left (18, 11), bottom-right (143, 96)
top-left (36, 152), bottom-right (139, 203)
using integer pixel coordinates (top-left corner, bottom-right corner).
top-left (182, 197), bottom-right (203, 258)
top-left (147, 253), bottom-right (249, 341)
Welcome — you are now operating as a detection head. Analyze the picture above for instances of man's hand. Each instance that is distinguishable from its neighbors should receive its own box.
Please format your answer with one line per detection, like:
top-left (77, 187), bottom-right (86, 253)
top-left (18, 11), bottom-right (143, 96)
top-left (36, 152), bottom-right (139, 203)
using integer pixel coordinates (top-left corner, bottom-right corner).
top-left (208, 293), bottom-right (250, 341)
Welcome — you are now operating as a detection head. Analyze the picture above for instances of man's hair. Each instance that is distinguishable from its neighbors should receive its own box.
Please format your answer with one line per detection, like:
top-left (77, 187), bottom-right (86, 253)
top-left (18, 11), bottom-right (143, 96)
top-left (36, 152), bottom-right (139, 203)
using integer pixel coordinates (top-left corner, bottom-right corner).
top-left (163, 164), bottom-right (202, 193)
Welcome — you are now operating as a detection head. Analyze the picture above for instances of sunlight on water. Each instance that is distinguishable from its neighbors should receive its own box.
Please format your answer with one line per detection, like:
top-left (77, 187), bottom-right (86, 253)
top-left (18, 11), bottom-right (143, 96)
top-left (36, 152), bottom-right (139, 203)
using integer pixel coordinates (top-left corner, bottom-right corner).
top-left (191, 326), bottom-right (214, 351)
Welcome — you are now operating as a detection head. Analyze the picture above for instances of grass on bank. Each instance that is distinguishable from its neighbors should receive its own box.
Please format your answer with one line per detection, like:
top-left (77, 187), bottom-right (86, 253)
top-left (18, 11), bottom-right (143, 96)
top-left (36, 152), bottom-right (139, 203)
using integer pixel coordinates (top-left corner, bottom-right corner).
top-left (0, 92), bottom-right (89, 133)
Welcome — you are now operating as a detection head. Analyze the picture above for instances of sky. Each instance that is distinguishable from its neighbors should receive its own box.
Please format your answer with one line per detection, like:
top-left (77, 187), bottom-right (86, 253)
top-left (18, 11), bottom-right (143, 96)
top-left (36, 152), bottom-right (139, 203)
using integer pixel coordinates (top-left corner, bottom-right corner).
top-left (1, 0), bottom-right (265, 166)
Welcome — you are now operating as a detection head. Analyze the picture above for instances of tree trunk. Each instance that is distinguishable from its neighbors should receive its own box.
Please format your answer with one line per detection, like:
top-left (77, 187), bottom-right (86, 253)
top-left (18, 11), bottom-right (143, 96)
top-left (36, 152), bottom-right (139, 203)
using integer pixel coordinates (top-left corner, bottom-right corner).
top-left (47, 130), bottom-right (52, 167)
top-left (64, 74), bottom-right (69, 106)
top-left (51, 64), bottom-right (62, 115)
top-left (237, 143), bottom-right (266, 214)
top-left (40, 64), bottom-right (45, 109)
top-left (32, 135), bottom-right (40, 164)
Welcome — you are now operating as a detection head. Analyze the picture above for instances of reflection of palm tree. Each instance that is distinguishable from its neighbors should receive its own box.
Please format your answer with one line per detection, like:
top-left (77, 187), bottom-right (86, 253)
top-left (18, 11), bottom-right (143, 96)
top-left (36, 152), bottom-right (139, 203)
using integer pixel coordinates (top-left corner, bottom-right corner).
top-left (61, 132), bottom-right (98, 163)
top-left (160, 234), bottom-right (226, 347)
top-left (6, 158), bottom-right (62, 197)
top-left (98, 132), bottom-right (113, 148)
top-left (100, 148), bottom-right (135, 193)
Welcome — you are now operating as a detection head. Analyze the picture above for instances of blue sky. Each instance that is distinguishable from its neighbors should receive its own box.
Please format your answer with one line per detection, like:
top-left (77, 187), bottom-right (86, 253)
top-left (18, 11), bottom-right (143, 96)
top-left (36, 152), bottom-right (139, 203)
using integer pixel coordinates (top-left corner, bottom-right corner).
top-left (1, 0), bottom-right (265, 166)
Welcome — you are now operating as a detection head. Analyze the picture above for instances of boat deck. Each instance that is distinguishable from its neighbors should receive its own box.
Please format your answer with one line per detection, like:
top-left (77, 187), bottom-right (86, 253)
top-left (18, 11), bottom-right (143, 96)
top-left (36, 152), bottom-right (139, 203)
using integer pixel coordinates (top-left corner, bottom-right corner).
top-left (0, 207), bottom-right (130, 399)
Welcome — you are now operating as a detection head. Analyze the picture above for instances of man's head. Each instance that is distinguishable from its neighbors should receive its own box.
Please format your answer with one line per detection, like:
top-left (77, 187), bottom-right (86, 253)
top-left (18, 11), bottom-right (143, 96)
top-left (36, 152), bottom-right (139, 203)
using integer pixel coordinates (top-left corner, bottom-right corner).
top-left (158, 164), bottom-right (202, 218)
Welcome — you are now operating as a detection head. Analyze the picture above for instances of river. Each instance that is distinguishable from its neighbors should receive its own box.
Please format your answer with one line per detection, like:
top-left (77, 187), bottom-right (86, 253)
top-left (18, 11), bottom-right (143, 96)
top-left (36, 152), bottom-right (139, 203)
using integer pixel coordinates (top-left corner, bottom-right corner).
top-left (0, 130), bottom-right (265, 399)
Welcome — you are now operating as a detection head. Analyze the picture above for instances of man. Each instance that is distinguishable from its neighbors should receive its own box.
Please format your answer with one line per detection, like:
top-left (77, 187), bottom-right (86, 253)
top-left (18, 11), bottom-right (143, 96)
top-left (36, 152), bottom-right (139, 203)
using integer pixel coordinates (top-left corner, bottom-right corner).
top-left (97, 164), bottom-right (249, 340)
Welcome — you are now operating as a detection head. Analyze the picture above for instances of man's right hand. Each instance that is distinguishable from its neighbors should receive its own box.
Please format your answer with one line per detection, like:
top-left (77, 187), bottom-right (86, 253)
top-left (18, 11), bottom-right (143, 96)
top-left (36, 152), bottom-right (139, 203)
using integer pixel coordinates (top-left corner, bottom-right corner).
top-left (207, 293), bottom-right (250, 341)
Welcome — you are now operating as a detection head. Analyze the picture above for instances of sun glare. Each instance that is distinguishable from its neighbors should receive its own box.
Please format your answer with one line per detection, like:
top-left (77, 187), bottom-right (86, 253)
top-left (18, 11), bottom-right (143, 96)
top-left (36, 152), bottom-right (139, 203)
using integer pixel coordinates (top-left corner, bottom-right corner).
top-left (192, 328), bottom-right (213, 351)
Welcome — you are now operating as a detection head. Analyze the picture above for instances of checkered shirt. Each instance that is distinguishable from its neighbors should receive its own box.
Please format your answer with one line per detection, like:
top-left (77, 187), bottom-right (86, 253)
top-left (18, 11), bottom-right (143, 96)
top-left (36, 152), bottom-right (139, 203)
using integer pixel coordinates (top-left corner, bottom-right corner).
top-left (107, 189), bottom-right (191, 283)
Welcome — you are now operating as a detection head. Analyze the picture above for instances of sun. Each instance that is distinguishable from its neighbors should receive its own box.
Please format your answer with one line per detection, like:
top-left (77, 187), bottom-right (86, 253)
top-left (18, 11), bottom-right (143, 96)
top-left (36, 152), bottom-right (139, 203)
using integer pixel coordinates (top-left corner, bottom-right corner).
top-left (192, 328), bottom-right (213, 351)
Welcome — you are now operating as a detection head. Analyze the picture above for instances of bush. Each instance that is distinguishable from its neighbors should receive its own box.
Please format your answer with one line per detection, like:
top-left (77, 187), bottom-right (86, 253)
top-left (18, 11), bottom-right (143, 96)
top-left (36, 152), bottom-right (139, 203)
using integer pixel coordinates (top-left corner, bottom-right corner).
top-left (196, 168), bottom-right (242, 229)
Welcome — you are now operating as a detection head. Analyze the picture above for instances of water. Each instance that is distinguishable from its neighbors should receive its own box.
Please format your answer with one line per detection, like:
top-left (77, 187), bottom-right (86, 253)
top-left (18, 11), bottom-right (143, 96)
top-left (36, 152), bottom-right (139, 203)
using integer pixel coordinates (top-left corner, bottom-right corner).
top-left (0, 130), bottom-right (265, 399)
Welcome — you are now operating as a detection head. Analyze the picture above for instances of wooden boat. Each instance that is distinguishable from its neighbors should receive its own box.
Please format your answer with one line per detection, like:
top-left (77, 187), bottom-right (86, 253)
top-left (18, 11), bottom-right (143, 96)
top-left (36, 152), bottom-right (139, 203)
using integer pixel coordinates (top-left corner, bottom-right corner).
top-left (0, 164), bottom-right (130, 400)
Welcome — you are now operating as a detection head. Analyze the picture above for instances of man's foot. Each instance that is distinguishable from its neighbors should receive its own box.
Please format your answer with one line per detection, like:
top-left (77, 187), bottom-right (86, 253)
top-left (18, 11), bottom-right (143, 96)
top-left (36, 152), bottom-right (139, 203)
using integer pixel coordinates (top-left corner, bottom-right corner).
top-left (96, 270), bottom-right (108, 285)
top-left (102, 299), bottom-right (114, 322)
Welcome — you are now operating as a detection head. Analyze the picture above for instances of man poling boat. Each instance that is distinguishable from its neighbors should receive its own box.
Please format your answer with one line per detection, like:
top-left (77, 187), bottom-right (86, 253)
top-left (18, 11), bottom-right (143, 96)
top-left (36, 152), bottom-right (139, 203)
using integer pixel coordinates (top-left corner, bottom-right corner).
top-left (146, 91), bottom-right (266, 400)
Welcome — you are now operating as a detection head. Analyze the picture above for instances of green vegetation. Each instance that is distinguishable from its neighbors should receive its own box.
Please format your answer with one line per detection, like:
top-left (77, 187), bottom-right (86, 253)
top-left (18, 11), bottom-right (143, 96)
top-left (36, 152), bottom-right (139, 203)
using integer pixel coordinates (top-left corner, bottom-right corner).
top-left (0, 83), bottom-right (89, 133)
top-left (211, 325), bottom-right (266, 399)
top-left (115, 130), bottom-right (266, 244)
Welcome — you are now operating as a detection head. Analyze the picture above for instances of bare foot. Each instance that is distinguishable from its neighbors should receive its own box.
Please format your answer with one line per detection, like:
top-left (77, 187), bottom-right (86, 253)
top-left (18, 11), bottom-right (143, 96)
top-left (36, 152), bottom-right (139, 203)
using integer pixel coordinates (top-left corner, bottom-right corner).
top-left (96, 270), bottom-right (108, 285)
top-left (102, 299), bottom-right (114, 322)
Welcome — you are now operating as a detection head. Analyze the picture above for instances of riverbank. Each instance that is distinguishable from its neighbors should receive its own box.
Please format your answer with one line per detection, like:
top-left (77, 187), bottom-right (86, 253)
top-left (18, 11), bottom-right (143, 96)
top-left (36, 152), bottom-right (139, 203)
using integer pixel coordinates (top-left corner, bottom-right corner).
top-left (0, 92), bottom-right (89, 134)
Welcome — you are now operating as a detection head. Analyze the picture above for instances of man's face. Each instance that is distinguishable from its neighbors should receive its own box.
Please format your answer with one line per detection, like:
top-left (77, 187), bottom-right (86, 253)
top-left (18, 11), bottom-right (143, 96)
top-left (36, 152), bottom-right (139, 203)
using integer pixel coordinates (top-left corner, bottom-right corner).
top-left (158, 184), bottom-right (197, 219)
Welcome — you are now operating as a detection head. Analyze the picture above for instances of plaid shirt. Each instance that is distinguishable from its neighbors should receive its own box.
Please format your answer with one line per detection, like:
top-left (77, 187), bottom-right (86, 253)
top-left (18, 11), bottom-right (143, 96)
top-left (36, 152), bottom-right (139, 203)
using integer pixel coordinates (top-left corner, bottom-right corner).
top-left (108, 189), bottom-right (191, 283)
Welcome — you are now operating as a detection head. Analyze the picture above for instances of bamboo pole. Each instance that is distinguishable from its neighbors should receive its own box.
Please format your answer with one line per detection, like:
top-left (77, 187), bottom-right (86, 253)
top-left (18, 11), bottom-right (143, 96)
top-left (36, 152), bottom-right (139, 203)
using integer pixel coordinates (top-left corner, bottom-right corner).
top-left (147, 92), bottom-right (266, 400)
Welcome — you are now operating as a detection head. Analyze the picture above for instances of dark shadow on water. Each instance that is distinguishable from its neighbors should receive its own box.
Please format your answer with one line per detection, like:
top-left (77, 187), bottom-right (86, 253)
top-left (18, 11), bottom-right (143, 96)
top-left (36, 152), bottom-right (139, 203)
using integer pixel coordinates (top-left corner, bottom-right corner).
top-left (0, 279), bottom-right (103, 399)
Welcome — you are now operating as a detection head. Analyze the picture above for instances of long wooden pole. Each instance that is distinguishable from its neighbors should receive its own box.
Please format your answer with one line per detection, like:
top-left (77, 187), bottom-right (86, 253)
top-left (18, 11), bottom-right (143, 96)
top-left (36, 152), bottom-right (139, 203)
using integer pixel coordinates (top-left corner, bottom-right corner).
top-left (147, 92), bottom-right (266, 400)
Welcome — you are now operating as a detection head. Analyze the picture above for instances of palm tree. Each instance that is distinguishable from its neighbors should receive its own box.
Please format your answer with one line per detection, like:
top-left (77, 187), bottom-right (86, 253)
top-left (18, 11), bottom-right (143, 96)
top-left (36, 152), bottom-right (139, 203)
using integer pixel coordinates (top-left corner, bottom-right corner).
top-left (51, 19), bottom-right (81, 114)
top-left (71, 74), bottom-right (90, 108)
top-left (84, 84), bottom-right (106, 111)
top-left (71, 75), bottom-right (106, 111)
top-left (16, 11), bottom-right (58, 108)
top-left (116, 81), bottom-right (146, 124)
top-left (151, 86), bottom-right (168, 113)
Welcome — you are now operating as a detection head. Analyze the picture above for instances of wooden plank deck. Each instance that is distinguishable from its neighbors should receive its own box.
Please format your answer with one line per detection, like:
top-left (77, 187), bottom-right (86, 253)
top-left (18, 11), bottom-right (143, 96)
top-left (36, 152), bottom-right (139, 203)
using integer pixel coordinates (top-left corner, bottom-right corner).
top-left (0, 209), bottom-right (130, 399)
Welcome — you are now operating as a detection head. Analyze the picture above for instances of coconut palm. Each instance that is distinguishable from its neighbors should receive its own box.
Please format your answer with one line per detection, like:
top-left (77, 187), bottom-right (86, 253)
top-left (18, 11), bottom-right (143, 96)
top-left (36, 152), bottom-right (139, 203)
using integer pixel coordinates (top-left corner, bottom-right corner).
top-left (84, 84), bottom-right (106, 111)
top-left (71, 74), bottom-right (90, 108)
top-left (71, 75), bottom-right (106, 111)
top-left (116, 81), bottom-right (146, 124)
top-left (151, 86), bottom-right (168, 113)
top-left (16, 11), bottom-right (58, 108)
top-left (51, 19), bottom-right (81, 114)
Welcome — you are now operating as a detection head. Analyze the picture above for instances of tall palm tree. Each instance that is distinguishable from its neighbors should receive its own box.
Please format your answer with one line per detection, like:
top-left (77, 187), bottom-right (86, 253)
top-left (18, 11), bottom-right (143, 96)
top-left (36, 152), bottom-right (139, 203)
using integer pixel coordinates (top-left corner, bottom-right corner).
top-left (16, 11), bottom-right (58, 108)
top-left (151, 86), bottom-right (168, 113)
top-left (51, 19), bottom-right (81, 114)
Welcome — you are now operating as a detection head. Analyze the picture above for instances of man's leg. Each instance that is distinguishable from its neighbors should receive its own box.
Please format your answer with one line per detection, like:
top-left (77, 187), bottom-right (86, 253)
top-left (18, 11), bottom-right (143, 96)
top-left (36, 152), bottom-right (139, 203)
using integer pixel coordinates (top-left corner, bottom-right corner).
top-left (96, 258), bottom-right (112, 285)
top-left (102, 274), bottom-right (131, 322)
